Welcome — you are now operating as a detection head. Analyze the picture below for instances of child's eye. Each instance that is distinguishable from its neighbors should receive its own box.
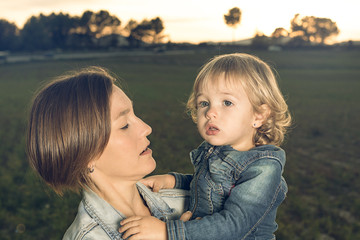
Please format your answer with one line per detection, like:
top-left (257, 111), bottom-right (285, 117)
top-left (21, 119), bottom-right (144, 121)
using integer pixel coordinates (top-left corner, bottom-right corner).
top-left (198, 101), bottom-right (209, 108)
top-left (224, 100), bottom-right (233, 106)
top-left (120, 124), bottom-right (129, 130)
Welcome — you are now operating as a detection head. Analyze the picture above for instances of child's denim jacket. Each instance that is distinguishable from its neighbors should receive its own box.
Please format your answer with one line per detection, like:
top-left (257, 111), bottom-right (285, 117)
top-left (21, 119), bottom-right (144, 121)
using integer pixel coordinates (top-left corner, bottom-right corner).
top-left (167, 142), bottom-right (287, 240)
top-left (63, 182), bottom-right (189, 240)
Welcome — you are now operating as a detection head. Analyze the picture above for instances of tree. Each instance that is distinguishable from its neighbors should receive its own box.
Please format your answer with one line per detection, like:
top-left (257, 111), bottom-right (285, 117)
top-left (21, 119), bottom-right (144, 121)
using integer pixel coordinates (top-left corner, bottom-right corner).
top-left (224, 7), bottom-right (241, 42)
top-left (0, 19), bottom-right (19, 51)
top-left (124, 19), bottom-right (139, 48)
top-left (290, 14), bottom-right (339, 44)
top-left (251, 31), bottom-right (271, 49)
top-left (128, 17), bottom-right (165, 46)
top-left (149, 17), bottom-right (165, 44)
top-left (124, 19), bottom-right (138, 36)
top-left (129, 20), bottom-right (151, 47)
top-left (313, 17), bottom-right (340, 44)
top-left (46, 13), bottom-right (76, 49)
top-left (271, 27), bottom-right (289, 45)
top-left (70, 10), bottom-right (121, 48)
top-left (21, 15), bottom-right (53, 50)
top-left (272, 27), bottom-right (289, 39)
top-left (21, 12), bottom-right (75, 50)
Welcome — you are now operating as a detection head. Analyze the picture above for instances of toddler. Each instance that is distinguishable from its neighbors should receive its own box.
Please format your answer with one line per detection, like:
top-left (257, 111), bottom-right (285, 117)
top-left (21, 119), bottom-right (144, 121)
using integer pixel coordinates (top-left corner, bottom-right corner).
top-left (120, 53), bottom-right (291, 240)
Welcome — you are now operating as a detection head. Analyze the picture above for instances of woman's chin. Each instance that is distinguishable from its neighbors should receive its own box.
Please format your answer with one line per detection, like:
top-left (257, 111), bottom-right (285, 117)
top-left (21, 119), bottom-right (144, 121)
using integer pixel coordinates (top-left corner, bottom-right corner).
top-left (144, 157), bottom-right (157, 176)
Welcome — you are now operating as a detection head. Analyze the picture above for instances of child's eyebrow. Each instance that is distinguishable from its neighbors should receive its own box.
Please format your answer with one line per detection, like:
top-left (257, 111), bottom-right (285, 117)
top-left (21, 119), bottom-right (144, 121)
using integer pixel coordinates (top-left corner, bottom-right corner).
top-left (196, 92), bottom-right (204, 98)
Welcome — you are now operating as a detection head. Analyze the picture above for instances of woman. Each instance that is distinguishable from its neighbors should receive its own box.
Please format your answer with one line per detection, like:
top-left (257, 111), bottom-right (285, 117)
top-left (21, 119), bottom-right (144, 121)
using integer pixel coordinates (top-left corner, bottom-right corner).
top-left (26, 67), bottom-right (188, 239)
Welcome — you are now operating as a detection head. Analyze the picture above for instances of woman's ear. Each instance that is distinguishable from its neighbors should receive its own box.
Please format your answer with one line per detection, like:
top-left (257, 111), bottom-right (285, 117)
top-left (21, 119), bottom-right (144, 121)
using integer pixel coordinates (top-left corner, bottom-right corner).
top-left (253, 104), bottom-right (271, 128)
top-left (87, 161), bottom-right (96, 173)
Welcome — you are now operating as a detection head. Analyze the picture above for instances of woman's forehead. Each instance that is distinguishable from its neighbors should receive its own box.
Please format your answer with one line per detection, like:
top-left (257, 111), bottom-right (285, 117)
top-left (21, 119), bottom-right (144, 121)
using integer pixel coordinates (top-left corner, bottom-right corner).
top-left (110, 86), bottom-right (132, 120)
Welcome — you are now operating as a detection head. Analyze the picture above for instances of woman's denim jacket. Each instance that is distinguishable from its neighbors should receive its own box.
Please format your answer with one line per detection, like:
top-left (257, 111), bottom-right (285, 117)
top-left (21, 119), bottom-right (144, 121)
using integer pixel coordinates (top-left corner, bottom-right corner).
top-left (167, 142), bottom-right (287, 240)
top-left (63, 182), bottom-right (189, 240)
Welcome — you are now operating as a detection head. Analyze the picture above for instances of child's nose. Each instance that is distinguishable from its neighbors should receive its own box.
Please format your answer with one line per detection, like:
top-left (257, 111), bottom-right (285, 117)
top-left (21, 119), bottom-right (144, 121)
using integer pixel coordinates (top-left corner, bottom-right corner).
top-left (206, 106), bottom-right (217, 119)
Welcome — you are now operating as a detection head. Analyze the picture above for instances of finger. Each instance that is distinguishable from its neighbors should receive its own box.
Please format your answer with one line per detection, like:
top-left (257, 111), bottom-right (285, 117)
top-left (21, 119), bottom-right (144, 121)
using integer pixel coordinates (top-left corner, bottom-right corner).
top-left (195, 217), bottom-right (202, 220)
top-left (139, 178), bottom-right (153, 188)
top-left (120, 216), bottom-right (142, 225)
top-left (121, 226), bottom-right (140, 240)
top-left (180, 211), bottom-right (193, 222)
top-left (119, 220), bottom-right (140, 233)
top-left (152, 183), bottom-right (161, 192)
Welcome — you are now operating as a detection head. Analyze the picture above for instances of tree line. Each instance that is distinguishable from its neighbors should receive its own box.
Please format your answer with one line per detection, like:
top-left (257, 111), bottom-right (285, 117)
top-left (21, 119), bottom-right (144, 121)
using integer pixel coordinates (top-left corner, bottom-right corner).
top-left (0, 8), bottom-right (343, 52)
top-left (224, 7), bottom-right (341, 48)
top-left (0, 10), bottom-right (165, 51)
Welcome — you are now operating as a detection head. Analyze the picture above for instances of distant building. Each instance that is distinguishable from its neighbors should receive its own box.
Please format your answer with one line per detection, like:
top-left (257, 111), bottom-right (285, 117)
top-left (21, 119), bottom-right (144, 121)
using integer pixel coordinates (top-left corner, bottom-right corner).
top-left (0, 51), bottom-right (9, 64)
top-left (98, 34), bottom-right (129, 48)
top-left (268, 45), bottom-right (282, 51)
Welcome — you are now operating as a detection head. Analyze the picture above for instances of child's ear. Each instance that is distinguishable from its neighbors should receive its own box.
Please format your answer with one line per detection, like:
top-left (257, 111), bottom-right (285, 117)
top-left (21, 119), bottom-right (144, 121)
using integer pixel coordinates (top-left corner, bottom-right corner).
top-left (253, 104), bottom-right (271, 128)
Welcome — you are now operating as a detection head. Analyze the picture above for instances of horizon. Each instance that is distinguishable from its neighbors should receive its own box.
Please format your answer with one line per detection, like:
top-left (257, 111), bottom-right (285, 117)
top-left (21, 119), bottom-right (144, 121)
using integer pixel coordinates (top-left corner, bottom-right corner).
top-left (1, 0), bottom-right (359, 44)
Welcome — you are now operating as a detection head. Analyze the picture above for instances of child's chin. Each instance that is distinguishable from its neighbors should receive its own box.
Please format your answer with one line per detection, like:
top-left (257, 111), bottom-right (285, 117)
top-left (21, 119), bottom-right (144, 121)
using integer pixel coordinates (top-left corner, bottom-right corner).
top-left (205, 139), bottom-right (225, 146)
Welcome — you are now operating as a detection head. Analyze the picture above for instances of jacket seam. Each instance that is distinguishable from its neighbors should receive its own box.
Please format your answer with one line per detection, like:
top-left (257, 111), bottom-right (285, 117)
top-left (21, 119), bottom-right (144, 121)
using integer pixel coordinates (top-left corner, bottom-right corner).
top-left (75, 221), bottom-right (98, 240)
top-left (213, 153), bottom-right (283, 182)
top-left (83, 198), bottom-right (122, 239)
top-left (241, 183), bottom-right (282, 240)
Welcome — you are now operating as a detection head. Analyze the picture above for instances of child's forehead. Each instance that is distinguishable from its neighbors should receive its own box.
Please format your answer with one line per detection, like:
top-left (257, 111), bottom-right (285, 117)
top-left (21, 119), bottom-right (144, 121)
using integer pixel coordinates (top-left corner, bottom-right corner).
top-left (197, 73), bottom-right (245, 92)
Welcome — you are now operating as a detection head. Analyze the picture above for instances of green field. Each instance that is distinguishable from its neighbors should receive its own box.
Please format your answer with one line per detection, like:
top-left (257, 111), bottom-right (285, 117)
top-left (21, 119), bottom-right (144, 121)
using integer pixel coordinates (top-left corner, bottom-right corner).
top-left (1, 49), bottom-right (359, 240)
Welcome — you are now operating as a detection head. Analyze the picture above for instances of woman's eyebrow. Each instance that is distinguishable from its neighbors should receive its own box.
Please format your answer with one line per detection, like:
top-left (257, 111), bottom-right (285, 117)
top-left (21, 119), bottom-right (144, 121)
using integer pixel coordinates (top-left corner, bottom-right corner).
top-left (114, 108), bottom-right (130, 121)
top-left (114, 101), bottom-right (133, 120)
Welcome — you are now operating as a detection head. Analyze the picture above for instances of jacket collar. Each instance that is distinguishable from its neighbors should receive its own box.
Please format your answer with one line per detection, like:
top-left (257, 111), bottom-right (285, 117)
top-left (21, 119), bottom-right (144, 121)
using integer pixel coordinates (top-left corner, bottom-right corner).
top-left (82, 182), bottom-right (174, 231)
top-left (193, 141), bottom-right (286, 170)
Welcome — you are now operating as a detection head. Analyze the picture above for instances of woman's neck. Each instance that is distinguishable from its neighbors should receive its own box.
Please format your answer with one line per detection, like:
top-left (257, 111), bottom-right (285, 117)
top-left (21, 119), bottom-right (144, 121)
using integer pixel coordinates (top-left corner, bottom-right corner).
top-left (90, 176), bottom-right (151, 217)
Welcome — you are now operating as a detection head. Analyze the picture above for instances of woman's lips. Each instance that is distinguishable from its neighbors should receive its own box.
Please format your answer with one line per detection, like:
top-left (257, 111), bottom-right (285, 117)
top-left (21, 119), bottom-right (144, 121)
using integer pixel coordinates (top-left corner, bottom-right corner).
top-left (140, 145), bottom-right (152, 155)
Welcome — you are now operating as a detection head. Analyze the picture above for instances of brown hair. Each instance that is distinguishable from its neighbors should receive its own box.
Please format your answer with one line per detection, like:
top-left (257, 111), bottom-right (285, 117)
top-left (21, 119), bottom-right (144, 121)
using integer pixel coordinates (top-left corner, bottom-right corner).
top-left (26, 66), bottom-right (116, 195)
top-left (187, 53), bottom-right (291, 146)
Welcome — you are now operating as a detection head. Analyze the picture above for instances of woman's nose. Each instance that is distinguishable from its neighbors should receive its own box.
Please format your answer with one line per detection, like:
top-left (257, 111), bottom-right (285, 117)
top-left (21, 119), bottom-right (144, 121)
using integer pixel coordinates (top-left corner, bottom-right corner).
top-left (138, 117), bottom-right (152, 137)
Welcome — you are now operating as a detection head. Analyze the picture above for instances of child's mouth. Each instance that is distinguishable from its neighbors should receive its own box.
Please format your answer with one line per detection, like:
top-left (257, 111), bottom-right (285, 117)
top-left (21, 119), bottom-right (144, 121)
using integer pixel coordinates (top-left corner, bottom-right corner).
top-left (206, 125), bottom-right (220, 135)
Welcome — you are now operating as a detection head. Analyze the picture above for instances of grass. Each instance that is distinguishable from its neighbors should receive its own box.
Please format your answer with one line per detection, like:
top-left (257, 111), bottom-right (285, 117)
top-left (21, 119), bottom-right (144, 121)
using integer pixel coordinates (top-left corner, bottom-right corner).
top-left (0, 48), bottom-right (359, 240)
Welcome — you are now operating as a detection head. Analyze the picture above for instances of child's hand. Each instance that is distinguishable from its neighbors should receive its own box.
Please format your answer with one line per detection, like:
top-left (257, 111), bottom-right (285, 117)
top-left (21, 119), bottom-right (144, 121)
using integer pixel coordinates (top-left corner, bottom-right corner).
top-left (119, 216), bottom-right (167, 240)
top-left (140, 174), bottom-right (175, 192)
top-left (179, 211), bottom-right (193, 221)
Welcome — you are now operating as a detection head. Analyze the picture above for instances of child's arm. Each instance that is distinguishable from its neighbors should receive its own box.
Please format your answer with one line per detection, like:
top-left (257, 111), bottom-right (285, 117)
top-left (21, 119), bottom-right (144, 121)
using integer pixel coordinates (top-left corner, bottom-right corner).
top-left (119, 212), bottom-right (193, 240)
top-left (119, 216), bottom-right (167, 240)
top-left (140, 174), bottom-right (176, 192)
top-left (141, 173), bottom-right (193, 192)
top-left (166, 159), bottom-right (286, 240)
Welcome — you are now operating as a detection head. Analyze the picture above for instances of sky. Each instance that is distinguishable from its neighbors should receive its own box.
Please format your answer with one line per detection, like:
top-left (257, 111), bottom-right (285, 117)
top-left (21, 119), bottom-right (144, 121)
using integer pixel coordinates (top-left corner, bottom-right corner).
top-left (0, 0), bottom-right (359, 43)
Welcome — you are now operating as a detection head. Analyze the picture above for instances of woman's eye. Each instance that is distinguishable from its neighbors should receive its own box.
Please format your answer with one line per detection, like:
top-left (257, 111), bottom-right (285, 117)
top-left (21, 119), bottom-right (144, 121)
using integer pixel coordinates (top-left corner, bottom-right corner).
top-left (120, 124), bottom-right (129, 130)
top-left (224, 100), bottom-right (233, 106)
top-left (198, 101), bottom-right (209, 108)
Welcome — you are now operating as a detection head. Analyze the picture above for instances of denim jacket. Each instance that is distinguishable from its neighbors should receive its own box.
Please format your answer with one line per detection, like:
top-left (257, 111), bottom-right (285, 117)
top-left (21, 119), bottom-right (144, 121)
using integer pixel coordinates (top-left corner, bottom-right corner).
top-left (167, 142), bottom-right (287, 240)
top-left (63, 182), bottom-right (189, 240)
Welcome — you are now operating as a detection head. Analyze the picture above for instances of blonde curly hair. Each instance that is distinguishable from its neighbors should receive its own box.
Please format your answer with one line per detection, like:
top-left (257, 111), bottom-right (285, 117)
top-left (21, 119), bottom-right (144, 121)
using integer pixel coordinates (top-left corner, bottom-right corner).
top-left (187, 53), bottom-right (291, 146)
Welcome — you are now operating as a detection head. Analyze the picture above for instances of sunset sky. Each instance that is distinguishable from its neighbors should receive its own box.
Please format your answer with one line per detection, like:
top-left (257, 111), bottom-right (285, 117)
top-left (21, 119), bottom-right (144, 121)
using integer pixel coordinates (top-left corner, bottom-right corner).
top-left (0, 0), bottom-right (359, 43)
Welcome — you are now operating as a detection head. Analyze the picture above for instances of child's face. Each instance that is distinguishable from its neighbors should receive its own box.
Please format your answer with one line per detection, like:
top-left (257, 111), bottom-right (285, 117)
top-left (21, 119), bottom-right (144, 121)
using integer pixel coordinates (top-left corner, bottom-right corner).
top-left (196, 77), bottom-right (257, 151)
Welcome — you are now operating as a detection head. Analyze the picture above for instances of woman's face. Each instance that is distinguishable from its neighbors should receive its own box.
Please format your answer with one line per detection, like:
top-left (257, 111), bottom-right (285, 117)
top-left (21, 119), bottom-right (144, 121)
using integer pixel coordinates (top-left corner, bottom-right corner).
top-left (91, 85), bottom-right (155, 182)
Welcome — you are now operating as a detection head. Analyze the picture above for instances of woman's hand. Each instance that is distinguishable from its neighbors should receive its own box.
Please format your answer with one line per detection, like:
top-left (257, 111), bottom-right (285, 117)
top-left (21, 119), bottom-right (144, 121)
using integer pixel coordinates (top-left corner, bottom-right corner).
top-left (119, 216), bottom-right (167, 240)
top-left (140, 174), bottom-right (176, 192)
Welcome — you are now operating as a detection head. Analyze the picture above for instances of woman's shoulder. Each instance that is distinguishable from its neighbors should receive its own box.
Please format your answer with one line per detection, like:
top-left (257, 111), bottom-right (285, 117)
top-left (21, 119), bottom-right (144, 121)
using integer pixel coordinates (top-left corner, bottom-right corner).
top-left (62, 197), bottom-right (122, 240)
top-left (63, 221), bottom-right (103, 240)
top-left (62, 201), bottom-right (102, 240)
